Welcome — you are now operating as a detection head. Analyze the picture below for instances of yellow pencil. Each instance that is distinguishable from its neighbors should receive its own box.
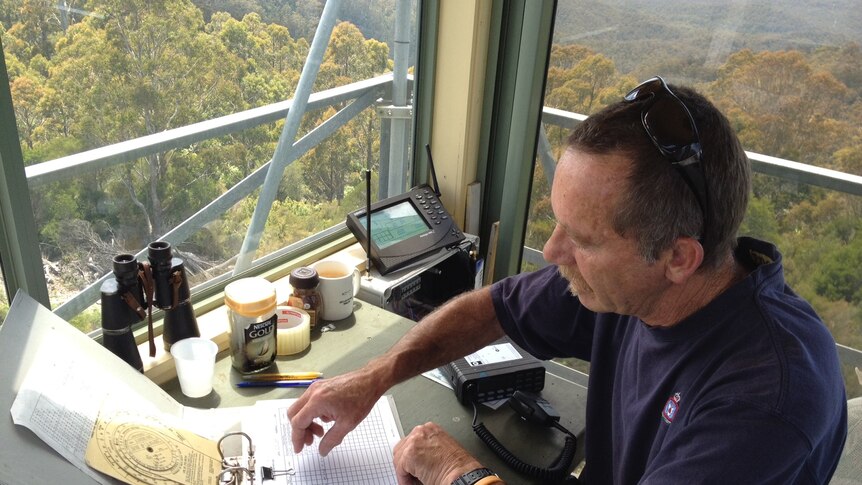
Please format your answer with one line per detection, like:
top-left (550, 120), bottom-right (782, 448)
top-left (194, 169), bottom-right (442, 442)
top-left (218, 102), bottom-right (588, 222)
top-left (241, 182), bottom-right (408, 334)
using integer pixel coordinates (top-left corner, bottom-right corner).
top-left (240, 372), bottom-right (323, 381)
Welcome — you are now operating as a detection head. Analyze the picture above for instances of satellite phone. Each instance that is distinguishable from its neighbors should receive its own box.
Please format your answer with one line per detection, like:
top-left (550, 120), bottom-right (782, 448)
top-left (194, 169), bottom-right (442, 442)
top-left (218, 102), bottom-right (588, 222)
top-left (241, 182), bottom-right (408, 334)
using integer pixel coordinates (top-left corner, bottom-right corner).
top-left (346, 146), bottom-right (465, 275)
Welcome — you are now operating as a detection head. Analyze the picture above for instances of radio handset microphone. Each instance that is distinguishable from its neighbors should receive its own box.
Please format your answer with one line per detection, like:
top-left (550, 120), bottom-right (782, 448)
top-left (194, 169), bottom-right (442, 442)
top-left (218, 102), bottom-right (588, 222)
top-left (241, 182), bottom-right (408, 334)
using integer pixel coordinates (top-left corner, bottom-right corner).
top-left (471, 391), bottom-right (579, 483)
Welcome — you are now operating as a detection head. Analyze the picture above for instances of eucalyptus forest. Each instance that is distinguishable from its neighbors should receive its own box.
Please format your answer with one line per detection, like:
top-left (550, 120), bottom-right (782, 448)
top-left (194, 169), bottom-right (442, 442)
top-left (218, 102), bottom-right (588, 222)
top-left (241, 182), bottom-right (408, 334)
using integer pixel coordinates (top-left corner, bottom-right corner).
top-left (0, 0), bottom-right (860, 394)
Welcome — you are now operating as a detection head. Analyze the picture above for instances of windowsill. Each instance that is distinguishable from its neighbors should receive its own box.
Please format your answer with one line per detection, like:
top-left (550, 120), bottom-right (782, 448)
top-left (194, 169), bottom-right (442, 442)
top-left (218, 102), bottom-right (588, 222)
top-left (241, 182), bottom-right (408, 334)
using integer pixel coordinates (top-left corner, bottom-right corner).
top-left (141, 237), bottom-right (368, 386)
top-left (139, 306), bottom-right (231, 386)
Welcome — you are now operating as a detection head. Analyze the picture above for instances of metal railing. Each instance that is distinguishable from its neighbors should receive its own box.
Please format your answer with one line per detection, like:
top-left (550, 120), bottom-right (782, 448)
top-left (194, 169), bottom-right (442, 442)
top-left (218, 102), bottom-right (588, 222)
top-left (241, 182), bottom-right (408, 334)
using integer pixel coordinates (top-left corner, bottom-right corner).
top-left (28, 74), bottom-right (397, 320)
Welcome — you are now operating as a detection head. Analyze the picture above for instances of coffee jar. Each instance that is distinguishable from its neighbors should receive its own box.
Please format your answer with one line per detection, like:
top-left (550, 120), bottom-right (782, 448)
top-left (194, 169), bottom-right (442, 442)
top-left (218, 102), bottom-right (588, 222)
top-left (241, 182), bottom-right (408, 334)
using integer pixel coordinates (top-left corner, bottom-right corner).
top-left (288, 267), bottom-right (322, 328)
top-left (224, 277), bottom-right (277, 373)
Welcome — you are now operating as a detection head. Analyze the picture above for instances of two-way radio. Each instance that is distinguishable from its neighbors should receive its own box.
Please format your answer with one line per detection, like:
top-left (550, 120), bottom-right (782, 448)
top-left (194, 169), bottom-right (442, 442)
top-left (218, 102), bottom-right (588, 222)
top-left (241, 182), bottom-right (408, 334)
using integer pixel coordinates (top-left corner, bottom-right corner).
top-left (347, 145), bottom-right (465, 275)
top-left (440, 337), bottom-right (546, 404)
top-left (441, 338), bottom-right (579, 483)
top-left (346, 185), bottom-right (465, 275)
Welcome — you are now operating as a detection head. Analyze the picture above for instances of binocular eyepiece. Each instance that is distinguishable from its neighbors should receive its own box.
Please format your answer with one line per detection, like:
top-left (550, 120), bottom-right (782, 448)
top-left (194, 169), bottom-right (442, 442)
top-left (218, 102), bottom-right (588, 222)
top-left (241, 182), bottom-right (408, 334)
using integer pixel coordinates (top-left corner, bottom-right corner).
top-left (146, 241), bottom-right (200, 348)
top-left (100, 241), bottom-right (201, 371)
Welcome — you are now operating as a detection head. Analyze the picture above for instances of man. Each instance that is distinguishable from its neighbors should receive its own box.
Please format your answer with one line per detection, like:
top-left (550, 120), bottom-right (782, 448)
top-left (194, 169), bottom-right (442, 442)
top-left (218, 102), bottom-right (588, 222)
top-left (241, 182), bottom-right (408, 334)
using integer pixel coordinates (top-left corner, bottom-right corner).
top-left (288, 78), bottom-right (848, 484)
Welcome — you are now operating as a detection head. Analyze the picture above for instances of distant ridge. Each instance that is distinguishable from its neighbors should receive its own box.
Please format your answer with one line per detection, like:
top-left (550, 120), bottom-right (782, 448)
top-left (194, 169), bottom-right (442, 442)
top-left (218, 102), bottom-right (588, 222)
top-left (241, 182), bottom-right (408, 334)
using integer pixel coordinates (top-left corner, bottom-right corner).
top-left (553, 0), bottom-right (861, 76)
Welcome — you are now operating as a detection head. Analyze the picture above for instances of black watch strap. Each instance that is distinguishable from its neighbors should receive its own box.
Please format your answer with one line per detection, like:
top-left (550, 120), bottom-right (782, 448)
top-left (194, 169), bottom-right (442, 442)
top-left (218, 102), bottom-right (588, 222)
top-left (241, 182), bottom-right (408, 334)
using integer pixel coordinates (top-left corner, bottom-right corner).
top-left (451, 467), bottom-right (496, 485)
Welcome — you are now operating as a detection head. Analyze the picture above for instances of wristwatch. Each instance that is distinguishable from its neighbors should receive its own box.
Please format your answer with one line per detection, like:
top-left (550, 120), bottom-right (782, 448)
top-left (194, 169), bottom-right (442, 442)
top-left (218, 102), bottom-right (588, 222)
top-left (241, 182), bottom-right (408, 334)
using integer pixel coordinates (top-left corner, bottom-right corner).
top-left (451, 467), bottom-right (497, 485)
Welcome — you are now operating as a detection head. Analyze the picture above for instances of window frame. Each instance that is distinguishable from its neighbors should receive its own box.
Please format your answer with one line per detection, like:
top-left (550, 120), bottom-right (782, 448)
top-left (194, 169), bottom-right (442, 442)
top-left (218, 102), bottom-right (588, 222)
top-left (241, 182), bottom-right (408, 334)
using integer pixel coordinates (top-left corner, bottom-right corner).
top-left (477, 0), bottom-right (558, 282)
top-left (0, 39), bottom-right (50, 309)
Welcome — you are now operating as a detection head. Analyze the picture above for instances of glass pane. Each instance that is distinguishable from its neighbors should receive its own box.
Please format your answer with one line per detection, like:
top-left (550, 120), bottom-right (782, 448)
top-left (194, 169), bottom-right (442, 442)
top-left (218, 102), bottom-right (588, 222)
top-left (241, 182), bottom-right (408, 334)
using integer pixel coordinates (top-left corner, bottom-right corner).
top-left (528, 0), bottom-right (862, 394)
top-left (1, 0), bottom-right (419, 332)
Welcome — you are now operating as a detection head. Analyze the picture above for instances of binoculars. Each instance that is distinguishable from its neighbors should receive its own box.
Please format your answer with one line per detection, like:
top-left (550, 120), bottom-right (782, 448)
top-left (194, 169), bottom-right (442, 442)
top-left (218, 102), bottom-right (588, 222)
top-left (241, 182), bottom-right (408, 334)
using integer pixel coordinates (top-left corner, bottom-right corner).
top-left (100, 241), bottom-right (200, 371)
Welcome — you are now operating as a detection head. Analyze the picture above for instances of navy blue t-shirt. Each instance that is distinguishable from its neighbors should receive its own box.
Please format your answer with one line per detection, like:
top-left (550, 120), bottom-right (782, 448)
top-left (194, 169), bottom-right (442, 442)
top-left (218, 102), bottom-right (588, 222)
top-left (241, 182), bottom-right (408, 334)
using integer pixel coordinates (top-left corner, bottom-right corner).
top-left (490, 237), bottom-right (847, 484)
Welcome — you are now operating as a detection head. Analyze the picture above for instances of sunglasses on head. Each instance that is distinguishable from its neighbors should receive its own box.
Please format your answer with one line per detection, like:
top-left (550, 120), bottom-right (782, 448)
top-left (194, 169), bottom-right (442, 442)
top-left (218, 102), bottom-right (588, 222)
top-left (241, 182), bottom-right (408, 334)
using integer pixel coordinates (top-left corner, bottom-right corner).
top-left (624, 76), bottom-right (709, 237)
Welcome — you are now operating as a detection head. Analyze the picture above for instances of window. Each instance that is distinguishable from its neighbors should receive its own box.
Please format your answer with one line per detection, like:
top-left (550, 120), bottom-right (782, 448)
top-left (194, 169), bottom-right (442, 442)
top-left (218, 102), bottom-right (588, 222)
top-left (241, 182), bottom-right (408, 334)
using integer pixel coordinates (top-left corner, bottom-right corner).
top-left (0, 0), bottom-right (419, 332)
top-left (526, 0), bottom-right (862, 396)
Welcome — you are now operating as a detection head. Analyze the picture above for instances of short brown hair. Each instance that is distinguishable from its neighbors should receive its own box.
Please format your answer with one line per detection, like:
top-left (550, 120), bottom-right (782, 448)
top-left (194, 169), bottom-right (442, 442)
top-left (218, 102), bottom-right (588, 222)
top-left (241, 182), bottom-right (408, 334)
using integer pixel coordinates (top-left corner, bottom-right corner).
top-left (566, 82), bottom-right (750, 269)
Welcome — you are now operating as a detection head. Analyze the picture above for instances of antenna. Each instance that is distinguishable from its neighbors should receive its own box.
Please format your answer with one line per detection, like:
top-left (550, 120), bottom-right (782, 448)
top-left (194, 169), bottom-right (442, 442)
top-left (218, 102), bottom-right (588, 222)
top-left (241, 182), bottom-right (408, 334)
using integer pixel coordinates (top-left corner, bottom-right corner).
top-left (425, 144), bottom-right (441, 196)
top-left (364, 168), bottom-right (373, 279)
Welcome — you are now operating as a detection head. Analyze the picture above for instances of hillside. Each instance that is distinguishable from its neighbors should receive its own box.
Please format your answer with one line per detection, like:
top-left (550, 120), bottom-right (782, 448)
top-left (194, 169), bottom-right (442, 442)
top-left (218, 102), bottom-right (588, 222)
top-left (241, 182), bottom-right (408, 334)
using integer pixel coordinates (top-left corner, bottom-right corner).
top-left (553, 0), bottom-right (862, 79)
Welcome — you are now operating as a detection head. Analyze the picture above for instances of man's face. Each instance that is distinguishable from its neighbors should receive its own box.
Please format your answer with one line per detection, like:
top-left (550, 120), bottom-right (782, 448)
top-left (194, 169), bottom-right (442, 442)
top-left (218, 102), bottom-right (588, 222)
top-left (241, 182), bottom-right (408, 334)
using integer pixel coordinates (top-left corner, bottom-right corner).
top-left (542, 148), bottom-right (669, 317)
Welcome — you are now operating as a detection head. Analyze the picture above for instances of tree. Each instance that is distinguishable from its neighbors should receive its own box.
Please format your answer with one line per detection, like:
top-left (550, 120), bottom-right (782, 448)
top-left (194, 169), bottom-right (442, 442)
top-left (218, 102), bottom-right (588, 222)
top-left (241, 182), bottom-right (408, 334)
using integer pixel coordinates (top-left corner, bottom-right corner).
top-left (45, 0), bottom-right (246, 241)
top-left (294, 21), bottom-right (389, 203)
top-left (708, 50), bottom-right (853, 168)
top-left (6, 0), bottom-right (59, 59)
top-left (814, 234), bottom-right (862, 304)
top-left (834, 145), bottom-right (862, 177)
top-left (299, 107), bottom-right (360, 203)
top-left (9, 72), bottom-right (45, 147)
top-left (546, 52), bottom-right (616, 114)
top-left (738, 195), bottom-right (780, 244)
top-left (206, 11), bottom-right (306, 106)
top-left (316, 21), bottom-right (389, 90)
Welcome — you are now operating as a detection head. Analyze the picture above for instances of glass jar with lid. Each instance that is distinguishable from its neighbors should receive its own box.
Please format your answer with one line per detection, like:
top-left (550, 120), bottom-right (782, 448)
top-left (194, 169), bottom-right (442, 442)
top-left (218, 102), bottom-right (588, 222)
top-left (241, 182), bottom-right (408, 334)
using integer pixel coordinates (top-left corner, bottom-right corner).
top-left (224, 277), bottom-right (277, 373)
top-left (288, 267), bottom-right (322, 328)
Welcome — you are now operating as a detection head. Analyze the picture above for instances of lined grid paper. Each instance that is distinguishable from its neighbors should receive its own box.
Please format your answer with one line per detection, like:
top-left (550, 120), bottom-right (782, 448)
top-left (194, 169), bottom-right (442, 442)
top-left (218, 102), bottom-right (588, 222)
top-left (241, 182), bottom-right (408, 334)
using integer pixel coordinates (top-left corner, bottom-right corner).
top-left (245, 397), bottom-right (402, 485)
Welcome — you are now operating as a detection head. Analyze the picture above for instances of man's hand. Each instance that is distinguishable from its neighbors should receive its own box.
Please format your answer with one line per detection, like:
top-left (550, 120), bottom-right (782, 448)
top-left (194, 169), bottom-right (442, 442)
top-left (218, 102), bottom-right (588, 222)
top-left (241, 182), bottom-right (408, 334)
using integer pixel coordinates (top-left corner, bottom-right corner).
top-left (287, 369), bottom-right (383, 456)
top-left (393, 422), bottom-right (486, 485)
top-left (287, 288), bottom-right (502, 460)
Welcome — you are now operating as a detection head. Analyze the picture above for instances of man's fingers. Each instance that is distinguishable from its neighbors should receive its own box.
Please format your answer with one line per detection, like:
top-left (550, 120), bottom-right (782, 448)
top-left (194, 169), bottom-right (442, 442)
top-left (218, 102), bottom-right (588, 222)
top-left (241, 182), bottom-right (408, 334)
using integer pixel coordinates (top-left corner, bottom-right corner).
top-left (289, 400), bottom-right (319, 452)
top-left (285, 375), bottom-right (376, 456)
top-left (317, 421), bottom-right (353, 456)
top-left (393, 436), bottom-right (415, 485)
top-left (289, 420), bottom-right (324, 453)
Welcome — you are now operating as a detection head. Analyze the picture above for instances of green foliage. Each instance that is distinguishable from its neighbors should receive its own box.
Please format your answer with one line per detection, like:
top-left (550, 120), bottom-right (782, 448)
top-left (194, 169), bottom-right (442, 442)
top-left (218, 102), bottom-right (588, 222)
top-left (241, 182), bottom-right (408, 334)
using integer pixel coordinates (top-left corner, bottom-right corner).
top-left (738, 195), bottom-right (781, 244)
top-left (814, 234), bottom-right (862, 304)
top-left (299, 108), bottom-right (363, 203)
top-left (1, 0), bottom-right (397, 315)
top-left (68, 305), bottom-right (101, 333)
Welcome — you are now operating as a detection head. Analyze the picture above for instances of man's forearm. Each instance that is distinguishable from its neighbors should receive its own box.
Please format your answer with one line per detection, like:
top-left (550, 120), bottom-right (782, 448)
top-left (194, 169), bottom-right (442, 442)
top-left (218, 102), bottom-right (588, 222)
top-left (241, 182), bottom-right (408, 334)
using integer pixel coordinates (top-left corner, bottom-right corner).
top-left (365, 286), bottom-right (505, 392)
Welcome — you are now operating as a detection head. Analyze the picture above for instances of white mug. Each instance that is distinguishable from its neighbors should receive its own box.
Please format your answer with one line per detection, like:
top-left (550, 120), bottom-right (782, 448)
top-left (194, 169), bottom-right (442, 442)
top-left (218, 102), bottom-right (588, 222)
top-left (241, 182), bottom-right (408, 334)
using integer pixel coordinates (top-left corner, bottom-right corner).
top-left (311, 260), bottom-right (361, 321)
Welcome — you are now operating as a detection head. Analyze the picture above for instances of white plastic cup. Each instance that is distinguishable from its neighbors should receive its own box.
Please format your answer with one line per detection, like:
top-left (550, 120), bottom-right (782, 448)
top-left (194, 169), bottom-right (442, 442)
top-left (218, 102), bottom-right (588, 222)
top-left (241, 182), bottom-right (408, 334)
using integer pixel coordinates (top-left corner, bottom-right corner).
top-left (170, 337), bottom-right (218, 398)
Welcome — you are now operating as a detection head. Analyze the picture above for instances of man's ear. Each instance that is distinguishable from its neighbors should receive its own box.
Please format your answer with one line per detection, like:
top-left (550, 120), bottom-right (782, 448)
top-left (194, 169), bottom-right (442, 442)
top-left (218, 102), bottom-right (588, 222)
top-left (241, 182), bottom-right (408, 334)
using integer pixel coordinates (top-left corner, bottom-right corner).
top-left (665, 237), bottom-right (704, 284)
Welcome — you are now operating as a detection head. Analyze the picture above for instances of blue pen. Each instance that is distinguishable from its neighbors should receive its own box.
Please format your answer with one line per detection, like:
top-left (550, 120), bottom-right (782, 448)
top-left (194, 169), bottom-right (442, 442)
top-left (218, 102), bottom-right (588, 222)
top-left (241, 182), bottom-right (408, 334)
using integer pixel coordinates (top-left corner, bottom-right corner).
top-left (236, 379), bottom-right (320, 388)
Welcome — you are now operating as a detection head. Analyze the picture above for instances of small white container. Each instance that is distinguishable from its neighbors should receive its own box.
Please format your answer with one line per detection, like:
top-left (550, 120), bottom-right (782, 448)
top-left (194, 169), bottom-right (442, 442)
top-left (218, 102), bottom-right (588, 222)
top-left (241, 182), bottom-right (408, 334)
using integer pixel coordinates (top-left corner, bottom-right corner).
top-left (171, 337), bottom-right (218, 398)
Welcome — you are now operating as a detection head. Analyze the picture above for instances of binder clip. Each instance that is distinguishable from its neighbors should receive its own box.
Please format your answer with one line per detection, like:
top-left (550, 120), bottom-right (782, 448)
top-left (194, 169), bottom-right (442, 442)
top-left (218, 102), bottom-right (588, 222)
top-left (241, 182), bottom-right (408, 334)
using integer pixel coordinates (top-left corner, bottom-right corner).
top-left (216, 431), bottom-right (295, 484)
top-left (218, 432), bottom-right (256, 485)
top-left (262, 464), bottom-right (295, 481)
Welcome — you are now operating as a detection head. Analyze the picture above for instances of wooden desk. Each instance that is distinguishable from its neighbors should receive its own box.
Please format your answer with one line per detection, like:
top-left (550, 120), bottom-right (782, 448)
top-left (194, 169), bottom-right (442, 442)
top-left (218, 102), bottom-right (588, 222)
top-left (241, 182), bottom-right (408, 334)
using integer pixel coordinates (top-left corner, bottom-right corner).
top-left (163, 299), bottom-right (588, 484)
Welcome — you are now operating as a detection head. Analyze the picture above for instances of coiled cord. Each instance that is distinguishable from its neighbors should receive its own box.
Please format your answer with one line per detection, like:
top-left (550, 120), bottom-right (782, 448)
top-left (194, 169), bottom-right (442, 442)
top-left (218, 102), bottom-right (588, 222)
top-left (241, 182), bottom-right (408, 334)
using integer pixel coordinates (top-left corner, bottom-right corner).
top-left (471, 401), bottom-right (579, 484)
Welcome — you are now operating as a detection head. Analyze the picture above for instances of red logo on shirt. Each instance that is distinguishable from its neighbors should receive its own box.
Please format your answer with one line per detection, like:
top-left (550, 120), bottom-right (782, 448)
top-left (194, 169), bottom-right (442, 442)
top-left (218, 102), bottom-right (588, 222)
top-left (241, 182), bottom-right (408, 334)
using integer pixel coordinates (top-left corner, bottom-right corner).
top-left (662, 393), bottom-right (681, 424)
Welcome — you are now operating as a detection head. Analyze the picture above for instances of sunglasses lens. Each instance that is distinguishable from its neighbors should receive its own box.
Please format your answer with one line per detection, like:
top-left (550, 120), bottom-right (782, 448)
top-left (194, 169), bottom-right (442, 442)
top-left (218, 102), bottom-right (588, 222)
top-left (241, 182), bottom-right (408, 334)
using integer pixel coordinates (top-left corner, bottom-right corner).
top-left (624, 77), bottom-right (663, 102)
top-left (642, 97), bottom-right (695, 150)
top-left (623, 77), bottom-right (709, 234)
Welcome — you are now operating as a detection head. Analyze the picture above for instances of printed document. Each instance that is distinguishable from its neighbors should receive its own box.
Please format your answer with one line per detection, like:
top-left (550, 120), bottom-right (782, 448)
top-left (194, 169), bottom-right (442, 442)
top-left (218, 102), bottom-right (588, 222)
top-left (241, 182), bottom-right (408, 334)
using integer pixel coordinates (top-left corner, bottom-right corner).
top-left (7, 292), bottom-right (403, 484)
top-left (245, 397), bottom-right (403, 484)
top-left (10, 331), bottom-right (225, 485)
